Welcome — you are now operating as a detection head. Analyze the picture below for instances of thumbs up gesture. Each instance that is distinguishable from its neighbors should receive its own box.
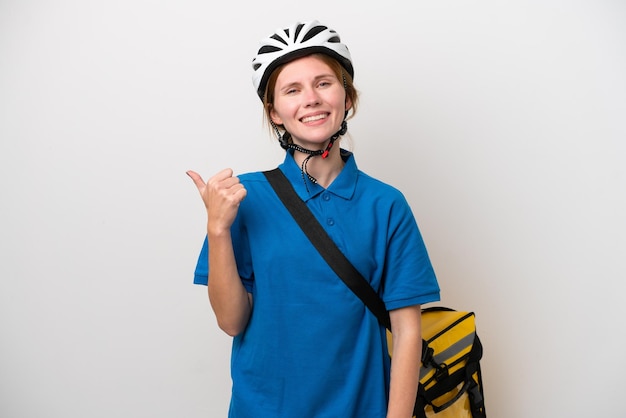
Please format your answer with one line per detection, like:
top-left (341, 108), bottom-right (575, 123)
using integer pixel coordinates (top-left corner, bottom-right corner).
top-left (187, 168), bottom-right (248, 235)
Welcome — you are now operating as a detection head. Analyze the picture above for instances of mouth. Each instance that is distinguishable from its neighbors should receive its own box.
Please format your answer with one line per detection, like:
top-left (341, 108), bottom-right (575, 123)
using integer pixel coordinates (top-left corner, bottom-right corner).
top-left (300, 113), bottom-right (328, 123)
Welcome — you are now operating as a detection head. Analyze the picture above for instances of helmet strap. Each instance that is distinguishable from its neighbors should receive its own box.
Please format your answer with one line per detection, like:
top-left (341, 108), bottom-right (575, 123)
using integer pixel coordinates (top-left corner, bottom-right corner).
top-left (271, 119), bottom-right (348, 189)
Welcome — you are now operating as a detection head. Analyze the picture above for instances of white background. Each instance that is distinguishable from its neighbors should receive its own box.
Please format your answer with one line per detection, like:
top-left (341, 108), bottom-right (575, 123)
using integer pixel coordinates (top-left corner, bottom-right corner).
top-left (1, 1), bottom-right (625, 417)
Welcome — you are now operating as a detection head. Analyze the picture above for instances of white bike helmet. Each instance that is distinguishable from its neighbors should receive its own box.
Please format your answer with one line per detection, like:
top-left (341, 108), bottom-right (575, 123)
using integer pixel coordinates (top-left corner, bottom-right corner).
top-left (251, 20), bottom-right (354, 100)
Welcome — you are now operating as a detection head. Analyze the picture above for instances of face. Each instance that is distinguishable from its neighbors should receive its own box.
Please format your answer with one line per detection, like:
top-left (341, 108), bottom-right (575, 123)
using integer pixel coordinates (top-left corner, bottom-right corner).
top-left (269, 55), bottom-right (352, 150)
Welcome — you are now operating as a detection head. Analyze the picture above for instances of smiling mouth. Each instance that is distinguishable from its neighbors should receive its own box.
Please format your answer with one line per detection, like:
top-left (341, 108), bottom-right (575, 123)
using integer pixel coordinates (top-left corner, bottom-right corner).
top-left (301, 113), bottom-right (328, 123)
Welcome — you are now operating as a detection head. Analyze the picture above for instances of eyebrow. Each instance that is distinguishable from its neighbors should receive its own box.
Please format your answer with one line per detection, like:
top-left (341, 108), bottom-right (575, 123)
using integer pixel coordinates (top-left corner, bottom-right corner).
top-left (277, 73), bottom-right (337, 90)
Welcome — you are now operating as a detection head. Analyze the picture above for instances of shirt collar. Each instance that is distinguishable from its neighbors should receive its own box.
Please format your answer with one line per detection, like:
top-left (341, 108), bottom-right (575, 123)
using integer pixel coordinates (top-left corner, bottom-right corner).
top-left (278, 149), bottom-right (358, 202)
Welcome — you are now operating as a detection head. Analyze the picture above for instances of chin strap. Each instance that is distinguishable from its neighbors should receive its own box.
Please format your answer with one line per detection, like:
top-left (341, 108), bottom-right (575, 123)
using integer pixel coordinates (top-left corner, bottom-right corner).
top-left (272, 120), bottom-right (348, 188)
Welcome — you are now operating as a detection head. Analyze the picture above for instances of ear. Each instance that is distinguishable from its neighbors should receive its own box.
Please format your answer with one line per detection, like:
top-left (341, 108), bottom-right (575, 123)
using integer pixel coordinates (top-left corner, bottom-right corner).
top-left (269, 106), bottom-right (283, 125)
top-left (345, 96), bottom-right (353, 112)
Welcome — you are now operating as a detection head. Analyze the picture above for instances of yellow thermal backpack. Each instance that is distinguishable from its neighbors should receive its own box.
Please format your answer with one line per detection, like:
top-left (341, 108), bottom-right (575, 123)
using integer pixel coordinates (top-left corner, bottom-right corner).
top-left (387, 307), bottom-right (486, 418)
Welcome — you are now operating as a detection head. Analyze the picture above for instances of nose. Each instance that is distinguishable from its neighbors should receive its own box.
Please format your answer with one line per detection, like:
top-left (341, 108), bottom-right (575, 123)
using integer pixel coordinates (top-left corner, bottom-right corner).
top-left (303, 88), bottom-right (321, 107)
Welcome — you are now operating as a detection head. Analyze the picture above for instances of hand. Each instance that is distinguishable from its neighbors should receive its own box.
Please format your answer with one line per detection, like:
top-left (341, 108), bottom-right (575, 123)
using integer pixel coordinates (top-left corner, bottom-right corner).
top-left (187, 168), bottom-right (247, 235)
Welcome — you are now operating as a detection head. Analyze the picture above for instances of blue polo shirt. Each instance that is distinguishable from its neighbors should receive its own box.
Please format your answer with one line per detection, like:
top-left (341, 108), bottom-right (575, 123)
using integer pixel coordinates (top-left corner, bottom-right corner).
top-left (194, 150), bottom-right (440, 418)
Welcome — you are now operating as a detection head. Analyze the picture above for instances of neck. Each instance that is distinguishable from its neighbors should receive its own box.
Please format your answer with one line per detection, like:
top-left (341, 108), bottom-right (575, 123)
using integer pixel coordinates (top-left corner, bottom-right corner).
top-left (292, 145), bottom-right (344, 188)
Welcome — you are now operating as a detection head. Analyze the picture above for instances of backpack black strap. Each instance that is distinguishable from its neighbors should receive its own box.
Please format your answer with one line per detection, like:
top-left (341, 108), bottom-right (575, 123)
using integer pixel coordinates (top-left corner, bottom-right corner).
top-left (272, 168), bottom-right (425, 329)
top-left (264, 168), bottom-right (392, 329)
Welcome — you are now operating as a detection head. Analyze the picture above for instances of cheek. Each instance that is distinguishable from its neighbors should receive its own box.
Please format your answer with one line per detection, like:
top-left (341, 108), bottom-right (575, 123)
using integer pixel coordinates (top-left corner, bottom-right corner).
top-left (270, 101), bottom-right (298, 125)
top-left (331, 90), bottom-right (349, 112)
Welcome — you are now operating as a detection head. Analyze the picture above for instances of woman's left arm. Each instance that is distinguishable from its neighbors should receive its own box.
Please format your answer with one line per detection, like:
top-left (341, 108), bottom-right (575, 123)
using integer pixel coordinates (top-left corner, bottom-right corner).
top-left (386, 304), bottom-right (422, 418)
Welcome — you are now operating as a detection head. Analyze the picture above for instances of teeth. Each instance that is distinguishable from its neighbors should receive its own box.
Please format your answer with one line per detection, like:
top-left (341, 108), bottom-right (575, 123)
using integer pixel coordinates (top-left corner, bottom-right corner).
top-left (301, 114), bottom-right (327, 123)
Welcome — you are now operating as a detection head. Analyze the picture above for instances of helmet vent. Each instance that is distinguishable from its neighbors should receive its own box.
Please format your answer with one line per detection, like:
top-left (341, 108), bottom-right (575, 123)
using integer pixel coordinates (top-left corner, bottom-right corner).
top-left (258, 45), bottom-right (283, 54)
top-left (302, 25), bottom-right (328, 42)
top-left (293, 23), bottom-right (304, 40)
top-left (270, 34), bottom-right (288, 45)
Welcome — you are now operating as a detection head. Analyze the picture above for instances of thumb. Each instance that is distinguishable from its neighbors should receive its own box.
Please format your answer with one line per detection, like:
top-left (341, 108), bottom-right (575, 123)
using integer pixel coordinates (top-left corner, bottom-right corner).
top-left (186, 170), bottom-right (206, 191)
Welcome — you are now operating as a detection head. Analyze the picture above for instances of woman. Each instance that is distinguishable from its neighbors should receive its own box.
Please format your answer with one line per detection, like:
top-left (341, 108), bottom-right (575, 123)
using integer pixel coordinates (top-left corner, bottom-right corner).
top-left (187, 20), bottom-right (440, 418)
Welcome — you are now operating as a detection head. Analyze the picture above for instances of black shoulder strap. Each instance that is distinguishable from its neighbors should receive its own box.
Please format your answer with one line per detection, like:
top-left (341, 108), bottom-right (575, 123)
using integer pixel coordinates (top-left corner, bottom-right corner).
top-left (263, 168), bottom-right (391, 330)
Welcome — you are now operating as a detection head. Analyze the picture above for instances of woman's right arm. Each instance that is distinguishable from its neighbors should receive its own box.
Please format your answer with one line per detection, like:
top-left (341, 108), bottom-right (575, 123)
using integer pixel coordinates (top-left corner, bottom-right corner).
top-left (206, 228), bottom-right (253, 336)
top-left (187, 168), bottom-right (252, 336)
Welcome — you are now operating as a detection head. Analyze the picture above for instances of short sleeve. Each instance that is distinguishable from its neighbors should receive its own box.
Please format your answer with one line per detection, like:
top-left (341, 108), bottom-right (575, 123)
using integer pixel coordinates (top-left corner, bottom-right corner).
top-left (192, 215), bottom-right (255, 293)
top-left (381, 196), bottom-right (440, 310)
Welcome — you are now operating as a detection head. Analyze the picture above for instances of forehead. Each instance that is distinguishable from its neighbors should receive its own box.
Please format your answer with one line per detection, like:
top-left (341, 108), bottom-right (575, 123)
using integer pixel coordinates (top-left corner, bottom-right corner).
top-left (274, 55), bottom-right (336, 84)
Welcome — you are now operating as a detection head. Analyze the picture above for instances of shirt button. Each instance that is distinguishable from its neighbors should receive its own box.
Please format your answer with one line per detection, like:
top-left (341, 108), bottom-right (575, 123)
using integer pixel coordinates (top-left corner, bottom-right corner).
top-left (322, 193), bottom-right (331, 201)
top-left (327, 218), bottom-right (335, 226)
